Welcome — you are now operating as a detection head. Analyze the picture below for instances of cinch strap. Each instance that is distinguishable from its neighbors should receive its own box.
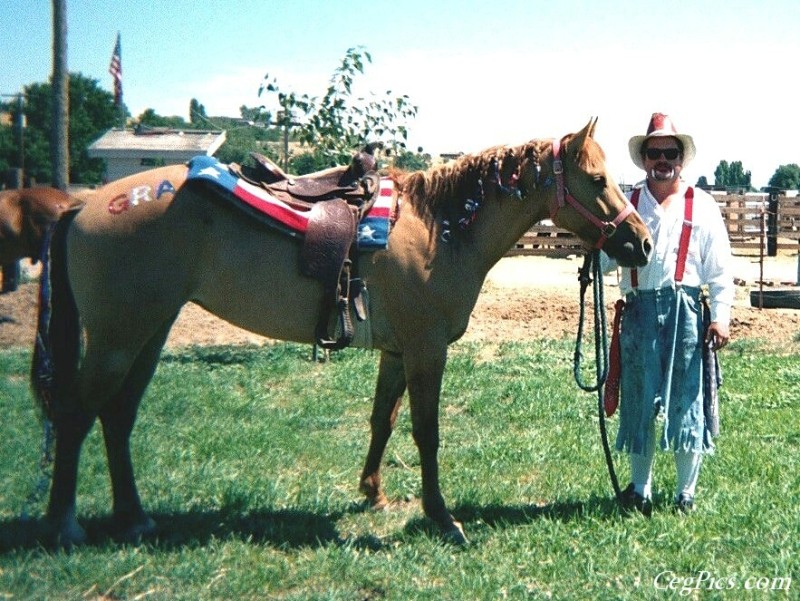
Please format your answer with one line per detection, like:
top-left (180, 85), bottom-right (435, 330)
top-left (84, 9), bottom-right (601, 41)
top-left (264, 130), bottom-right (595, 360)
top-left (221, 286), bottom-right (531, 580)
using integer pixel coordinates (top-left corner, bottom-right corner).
top-left (630, 187), bottom-right (694, 288)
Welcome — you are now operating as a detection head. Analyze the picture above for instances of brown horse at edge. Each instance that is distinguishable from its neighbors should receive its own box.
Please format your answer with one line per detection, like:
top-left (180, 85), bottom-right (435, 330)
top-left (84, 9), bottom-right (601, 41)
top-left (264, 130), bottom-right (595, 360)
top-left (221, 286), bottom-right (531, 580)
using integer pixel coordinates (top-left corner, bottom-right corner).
top-left (3, 118), bottom-right (652, 546)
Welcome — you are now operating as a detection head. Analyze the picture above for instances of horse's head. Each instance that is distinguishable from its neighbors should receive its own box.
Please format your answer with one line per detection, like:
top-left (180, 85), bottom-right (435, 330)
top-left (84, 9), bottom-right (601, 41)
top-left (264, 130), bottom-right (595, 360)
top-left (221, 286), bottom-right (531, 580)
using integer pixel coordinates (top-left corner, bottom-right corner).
top-left (543, 118), bottom-right (652, 267)
top-left (0, 188), bottom-right (84, 263)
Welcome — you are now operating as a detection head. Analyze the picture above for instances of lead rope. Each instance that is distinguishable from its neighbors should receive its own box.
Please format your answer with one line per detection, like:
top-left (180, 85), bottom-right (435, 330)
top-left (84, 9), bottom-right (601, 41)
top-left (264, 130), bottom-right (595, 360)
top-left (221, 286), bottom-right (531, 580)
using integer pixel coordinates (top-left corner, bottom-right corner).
top-left (574, 250), bottom-right (621, 501)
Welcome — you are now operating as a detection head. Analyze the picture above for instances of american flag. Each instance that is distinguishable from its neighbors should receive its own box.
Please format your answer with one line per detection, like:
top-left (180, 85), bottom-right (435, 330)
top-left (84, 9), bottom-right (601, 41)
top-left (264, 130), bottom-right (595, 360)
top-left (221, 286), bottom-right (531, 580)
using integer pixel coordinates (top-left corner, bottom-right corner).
top-left (109, 33), bottom-right (122, 106)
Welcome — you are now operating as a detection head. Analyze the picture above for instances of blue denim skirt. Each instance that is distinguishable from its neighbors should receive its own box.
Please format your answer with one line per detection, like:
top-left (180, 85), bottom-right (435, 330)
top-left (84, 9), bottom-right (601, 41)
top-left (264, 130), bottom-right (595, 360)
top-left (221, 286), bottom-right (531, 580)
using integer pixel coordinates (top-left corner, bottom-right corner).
top-left (615, 285), bottom-right (714, 455)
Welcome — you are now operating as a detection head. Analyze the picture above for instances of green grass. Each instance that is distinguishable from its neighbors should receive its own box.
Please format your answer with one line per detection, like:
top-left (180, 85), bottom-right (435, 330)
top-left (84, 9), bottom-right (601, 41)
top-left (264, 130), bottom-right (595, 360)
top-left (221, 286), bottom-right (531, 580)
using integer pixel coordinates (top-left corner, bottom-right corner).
top-left (1, 340), bottom-right (798, 600)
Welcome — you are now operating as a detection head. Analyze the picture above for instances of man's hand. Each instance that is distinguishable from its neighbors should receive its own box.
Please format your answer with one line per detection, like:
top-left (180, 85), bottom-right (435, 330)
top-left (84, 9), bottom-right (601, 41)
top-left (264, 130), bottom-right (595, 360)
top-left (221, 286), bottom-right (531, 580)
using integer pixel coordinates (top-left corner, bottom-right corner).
top-left (706, 321), bottom-right (730, 351)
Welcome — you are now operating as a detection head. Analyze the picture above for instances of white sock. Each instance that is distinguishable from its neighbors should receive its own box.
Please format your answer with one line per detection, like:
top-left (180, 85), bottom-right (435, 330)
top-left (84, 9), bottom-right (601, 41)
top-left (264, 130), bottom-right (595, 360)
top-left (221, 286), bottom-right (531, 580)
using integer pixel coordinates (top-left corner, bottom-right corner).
top-left (675, 451), bottom-right (702, 498)
top-left (630, 421), bottom-right (656, 499)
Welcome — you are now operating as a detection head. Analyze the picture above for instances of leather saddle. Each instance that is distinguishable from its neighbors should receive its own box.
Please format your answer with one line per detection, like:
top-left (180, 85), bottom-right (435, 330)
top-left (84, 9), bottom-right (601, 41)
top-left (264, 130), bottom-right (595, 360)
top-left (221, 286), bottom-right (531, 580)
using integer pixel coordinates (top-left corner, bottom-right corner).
top-left (240, 143), bottom-right (381, 212)
top-left (231, 144), bottom-right (382, 350)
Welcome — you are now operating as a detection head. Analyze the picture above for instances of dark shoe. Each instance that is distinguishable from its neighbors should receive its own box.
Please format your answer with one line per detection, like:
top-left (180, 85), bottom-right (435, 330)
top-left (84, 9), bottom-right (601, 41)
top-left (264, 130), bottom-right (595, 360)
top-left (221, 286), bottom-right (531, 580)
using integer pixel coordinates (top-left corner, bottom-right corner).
top-left (619, 483), bottom-right (652, 517)
top-left (674, 492), bottom-right (695, 513)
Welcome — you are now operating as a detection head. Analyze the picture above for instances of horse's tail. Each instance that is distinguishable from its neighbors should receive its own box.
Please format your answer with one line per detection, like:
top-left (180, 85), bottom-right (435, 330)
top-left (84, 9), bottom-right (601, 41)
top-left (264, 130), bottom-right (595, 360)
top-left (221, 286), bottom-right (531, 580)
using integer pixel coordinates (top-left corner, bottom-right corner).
top-left (31, 209), bottom-right (81, 420)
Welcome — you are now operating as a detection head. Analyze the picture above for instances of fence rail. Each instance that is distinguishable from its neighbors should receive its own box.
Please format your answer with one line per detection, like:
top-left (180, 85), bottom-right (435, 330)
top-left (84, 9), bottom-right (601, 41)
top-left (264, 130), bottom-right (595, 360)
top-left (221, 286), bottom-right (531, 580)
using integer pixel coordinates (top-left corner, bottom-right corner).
top-left (509, 193), bottom-right (800, 257)
top-left (718, 194), bottom-right (800, 252)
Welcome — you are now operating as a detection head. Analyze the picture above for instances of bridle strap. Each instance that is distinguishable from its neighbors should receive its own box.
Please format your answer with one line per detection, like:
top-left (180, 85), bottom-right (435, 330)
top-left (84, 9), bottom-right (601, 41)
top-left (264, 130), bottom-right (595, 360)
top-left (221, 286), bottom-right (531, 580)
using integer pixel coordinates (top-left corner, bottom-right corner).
top-left (550, 139), bottom-right (636, 250)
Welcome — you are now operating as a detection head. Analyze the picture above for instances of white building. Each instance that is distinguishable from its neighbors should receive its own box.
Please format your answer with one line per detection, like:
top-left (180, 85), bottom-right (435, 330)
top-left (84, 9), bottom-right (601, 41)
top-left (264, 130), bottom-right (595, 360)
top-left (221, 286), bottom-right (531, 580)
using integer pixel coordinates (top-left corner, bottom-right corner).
top-left (88, 126), bottom-right (226, 181)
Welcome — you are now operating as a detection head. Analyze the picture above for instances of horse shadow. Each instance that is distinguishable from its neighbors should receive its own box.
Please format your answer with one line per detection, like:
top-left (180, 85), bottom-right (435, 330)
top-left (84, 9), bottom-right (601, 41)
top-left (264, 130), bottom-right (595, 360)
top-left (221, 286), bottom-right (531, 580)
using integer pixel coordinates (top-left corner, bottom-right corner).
top-left (0, 501), bottom-right (383, 554)
top-left (0, 492), bottom-right (651, 553)
top-left (402, 492), bottom-right (630, 539)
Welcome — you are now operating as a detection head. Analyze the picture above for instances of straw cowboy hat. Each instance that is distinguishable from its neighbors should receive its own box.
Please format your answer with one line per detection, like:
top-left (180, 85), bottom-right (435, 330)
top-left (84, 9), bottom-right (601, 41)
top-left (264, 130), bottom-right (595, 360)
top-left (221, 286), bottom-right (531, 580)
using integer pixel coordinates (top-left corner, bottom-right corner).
top-left (628, 113), bottom-right (696, 171)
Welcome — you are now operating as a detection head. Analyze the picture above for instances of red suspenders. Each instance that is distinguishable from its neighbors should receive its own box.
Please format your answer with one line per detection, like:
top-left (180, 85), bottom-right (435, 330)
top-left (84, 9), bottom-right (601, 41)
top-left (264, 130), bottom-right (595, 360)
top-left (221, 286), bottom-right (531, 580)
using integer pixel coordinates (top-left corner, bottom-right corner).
top-left (604, 187), bottom-right (695, 416)
top-left (630, 187), bottom-right (694, 288)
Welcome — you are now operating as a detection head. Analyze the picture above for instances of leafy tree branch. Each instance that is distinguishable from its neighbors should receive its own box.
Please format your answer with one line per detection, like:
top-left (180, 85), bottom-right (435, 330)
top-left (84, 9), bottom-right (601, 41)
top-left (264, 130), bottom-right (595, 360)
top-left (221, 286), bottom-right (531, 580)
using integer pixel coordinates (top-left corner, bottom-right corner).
top-left (257, 46), bottom-right (418, 169)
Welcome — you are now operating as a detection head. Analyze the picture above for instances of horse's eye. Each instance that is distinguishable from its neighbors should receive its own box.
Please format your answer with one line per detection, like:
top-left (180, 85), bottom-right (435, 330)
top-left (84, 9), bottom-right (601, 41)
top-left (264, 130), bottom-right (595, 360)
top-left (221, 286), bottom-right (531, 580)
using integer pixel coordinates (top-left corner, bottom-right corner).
top-left (594, 175), bottom-right (607, 188)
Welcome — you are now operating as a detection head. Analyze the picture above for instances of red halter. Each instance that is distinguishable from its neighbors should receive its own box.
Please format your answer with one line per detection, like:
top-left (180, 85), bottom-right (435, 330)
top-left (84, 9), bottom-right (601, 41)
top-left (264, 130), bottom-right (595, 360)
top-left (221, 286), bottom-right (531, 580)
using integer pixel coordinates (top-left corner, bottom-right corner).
top-left (550, 139), bottom-right (636, 250)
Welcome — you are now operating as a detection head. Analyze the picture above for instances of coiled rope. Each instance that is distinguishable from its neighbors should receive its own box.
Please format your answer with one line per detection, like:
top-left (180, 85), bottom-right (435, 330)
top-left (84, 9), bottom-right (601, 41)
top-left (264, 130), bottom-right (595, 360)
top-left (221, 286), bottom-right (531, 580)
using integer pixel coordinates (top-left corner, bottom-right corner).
top-left (573, 250), bottom-right (621, 501)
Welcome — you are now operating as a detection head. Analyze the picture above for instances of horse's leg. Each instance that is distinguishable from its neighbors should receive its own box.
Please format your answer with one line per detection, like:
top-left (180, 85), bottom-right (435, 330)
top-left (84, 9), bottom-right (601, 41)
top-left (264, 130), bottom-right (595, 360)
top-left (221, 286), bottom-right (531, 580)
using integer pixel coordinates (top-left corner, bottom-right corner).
top-left (46, 336), bottom-right (144, 548)
top-left (98, 317), bottom-right (176, 543)
top-left (46, 316), bottom-right (172, 547)
top-left (359, 350), bottom-right (406, 509)
top-left (47, 409), bottom-right (97, 548)
top-left (405, 346), bottom-right (467, 544)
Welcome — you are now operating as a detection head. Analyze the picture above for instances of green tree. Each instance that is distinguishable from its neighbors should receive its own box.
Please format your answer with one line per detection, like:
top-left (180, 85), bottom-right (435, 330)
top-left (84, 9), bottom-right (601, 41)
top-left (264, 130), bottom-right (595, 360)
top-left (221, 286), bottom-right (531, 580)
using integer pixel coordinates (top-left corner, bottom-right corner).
top-left (696, 175), bottom-right (709, 188)
top-left (290, 150), bottom-right (328, 175)
top-left (0, 99), bottom-right (22, 176)
top-left (214, 111), bottom-right (282, 166)
top-left (239, 104), bottom-right (270, 124)
top-left (257, 46), bottom-right (418, 169)
top-left (189, 98), bottom-right (207, 126)
top-left (713, 159), bottom-right (752, 191)
top-left (133, 106), bottom-right (284, 167)
top-left (768, 164), bottom-right (800, 190)
top-left (390, 147), bottom-right (432, 171)
top-left (10, 73), bottom-right (119, 184)
top-left (713, 160), bottom-right (728, 187)
top-left (136, 108), bottom-right (188, 129)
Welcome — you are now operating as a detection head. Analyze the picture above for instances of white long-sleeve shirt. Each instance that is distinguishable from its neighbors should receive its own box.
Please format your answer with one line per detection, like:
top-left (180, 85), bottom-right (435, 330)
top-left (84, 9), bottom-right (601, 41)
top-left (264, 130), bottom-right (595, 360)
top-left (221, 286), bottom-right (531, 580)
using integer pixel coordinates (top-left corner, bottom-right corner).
top-left (602, 181), bottom-right (735, 326)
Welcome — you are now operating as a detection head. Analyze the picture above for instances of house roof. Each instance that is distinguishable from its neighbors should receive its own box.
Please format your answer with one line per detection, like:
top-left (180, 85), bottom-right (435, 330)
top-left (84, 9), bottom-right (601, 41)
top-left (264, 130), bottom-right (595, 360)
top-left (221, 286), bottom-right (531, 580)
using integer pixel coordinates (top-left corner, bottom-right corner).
top-left (88, 127), bottom-right (226, 159)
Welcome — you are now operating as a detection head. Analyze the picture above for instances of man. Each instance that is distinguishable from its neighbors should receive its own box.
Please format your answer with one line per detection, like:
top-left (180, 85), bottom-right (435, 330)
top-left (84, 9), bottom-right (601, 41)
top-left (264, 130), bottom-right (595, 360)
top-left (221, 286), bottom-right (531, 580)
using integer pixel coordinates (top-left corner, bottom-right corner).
top-left (603, 113), bottom-right (734, 515)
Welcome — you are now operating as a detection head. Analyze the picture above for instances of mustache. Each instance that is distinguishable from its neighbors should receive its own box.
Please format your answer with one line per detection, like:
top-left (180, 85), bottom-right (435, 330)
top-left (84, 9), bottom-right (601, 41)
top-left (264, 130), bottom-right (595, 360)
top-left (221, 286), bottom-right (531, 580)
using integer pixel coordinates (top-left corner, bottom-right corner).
top-left (650, 165), bottom-right (676, 180)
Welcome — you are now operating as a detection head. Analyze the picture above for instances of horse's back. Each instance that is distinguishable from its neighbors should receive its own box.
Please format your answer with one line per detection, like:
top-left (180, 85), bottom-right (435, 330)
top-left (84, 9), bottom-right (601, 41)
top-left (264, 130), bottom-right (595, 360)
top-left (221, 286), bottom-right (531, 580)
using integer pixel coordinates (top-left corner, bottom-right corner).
top-left (66, 163), bottom-right (331, 345)
top-left (71, 164), bottom-right (189, 230)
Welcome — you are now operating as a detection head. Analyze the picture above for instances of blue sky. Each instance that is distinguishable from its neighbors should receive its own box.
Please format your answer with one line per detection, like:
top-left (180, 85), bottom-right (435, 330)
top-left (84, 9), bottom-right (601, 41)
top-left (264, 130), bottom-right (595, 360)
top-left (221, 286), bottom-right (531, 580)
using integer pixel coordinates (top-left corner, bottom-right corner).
top-left (2, 0), bottom-right (798, 187)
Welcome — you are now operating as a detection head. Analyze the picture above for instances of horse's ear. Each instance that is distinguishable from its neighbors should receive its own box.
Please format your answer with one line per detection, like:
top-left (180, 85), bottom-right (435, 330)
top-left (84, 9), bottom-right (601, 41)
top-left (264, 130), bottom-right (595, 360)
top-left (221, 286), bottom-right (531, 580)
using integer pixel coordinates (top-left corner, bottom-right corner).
top-left (580, 117), bottom-right (598, 142)
top-left (586, 116), bottom-right (598, 139)
top-left (569, 117), bottom-right (597, 152)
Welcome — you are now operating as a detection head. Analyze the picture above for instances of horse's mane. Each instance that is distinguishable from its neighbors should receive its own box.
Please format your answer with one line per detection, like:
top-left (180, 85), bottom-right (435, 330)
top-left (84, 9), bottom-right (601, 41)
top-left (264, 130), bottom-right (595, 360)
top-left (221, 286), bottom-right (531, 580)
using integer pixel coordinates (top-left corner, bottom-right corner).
top-left (390, 139), bottom-right (551, 228)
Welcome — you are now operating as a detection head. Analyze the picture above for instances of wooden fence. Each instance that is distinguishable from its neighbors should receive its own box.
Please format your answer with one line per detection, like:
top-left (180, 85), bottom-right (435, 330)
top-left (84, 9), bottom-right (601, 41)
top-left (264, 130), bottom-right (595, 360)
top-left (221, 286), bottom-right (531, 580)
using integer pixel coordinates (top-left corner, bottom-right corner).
top-left (718, 194), bottom-right (800, 253)
top-left (507, 193), bottom-right (800, 257)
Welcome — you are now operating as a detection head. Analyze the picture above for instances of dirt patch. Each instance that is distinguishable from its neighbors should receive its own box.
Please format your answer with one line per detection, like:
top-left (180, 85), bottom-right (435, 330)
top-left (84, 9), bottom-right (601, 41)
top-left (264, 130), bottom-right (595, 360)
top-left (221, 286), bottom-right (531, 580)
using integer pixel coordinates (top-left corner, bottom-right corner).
top-left (1, 255), bottom-right (799, 352)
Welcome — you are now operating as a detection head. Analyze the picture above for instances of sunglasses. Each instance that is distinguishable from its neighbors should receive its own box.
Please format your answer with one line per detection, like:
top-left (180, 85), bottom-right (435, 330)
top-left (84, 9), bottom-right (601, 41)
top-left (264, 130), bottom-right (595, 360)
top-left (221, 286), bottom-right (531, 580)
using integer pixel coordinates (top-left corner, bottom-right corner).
top-left (645, 147), bottom-right (681, 161)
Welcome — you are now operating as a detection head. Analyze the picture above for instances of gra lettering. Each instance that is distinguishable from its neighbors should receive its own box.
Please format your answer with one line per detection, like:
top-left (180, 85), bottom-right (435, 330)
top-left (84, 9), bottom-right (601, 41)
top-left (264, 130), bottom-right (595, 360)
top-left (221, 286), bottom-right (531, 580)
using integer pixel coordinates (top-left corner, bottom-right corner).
top-left (156, 180), bottom-right (176, 199)
top-left (108, 181), bottom-right (176, 215)
top-left (108, 193), bottom-right (130, 215)
top-left (129, 186), bottom-right (153, 207)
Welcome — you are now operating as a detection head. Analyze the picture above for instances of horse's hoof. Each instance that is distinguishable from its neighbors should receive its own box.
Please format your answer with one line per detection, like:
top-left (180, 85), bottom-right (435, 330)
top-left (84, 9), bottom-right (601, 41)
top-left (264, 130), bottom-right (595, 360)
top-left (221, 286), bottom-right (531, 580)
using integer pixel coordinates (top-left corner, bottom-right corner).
top-left (368, 495), bottom-right (390, 511)
top-left (51, 520), bottom-right (88, 549)
top-left (442, 522), bottom-right (469, 546)
top-left (116, 516), bottom-right (157, 544)
top-left (360, 486), bottom-right (390, 511)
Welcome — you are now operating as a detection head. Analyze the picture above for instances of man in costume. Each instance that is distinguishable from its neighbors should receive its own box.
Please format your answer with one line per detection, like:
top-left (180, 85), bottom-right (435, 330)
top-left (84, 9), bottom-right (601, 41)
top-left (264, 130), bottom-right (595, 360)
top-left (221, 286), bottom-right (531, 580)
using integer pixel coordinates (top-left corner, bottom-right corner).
top-left (603, 113), bottom-right (734, 515)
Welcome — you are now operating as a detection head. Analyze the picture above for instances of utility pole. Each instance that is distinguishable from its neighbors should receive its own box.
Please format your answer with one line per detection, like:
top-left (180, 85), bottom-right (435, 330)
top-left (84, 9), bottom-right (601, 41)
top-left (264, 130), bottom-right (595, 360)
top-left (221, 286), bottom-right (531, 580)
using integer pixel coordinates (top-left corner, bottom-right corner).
top-left (51, 0), bottom-right (70, 191)
top-left (15, 93), bottom-right (24, 172)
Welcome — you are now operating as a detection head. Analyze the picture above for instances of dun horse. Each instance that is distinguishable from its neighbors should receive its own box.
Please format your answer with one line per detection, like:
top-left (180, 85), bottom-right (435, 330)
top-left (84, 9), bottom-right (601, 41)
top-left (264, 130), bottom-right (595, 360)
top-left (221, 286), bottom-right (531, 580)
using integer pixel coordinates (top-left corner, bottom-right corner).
top-left (16, 119), bottom-right (651, 546)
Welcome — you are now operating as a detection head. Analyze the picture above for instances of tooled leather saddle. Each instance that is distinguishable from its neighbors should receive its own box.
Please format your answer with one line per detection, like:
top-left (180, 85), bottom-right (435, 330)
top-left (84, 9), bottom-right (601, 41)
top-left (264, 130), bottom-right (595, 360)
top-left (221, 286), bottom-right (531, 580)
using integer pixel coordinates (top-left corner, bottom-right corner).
top-left (230, 144), bottom-right (382, 350)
